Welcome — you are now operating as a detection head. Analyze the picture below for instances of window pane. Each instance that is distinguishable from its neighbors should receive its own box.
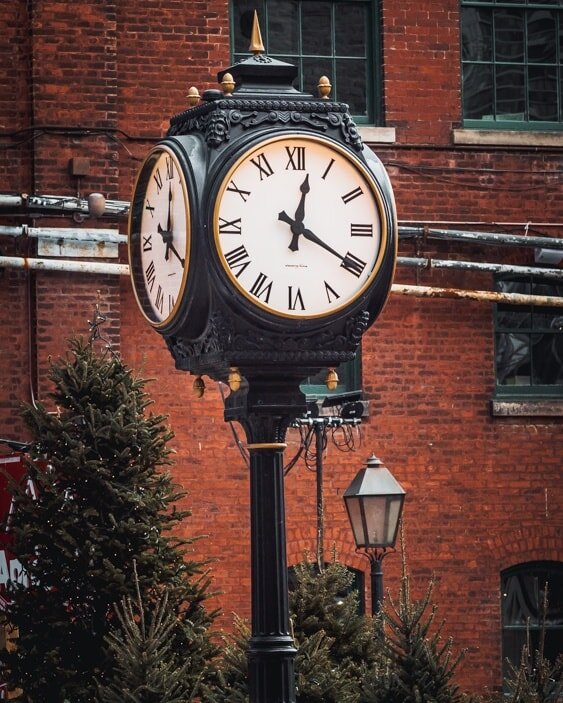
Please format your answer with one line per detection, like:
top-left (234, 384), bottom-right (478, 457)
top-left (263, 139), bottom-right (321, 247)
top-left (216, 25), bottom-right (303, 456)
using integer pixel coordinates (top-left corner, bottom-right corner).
top-left (336, 59), bottom-right (367, 115)
top-left (527, 10), bottom-right (557, 64)
top-left (463, 63), bottom-right (494, 119)
top-left (302, 2), bottom-right (332, 56)
top-left (268, 0), bottom-right (299, 55)
top-left (497, 305), bottom-right (532, 330)
top-left (335, 3), bottom-right (367, 57)
top-left (462, 7), bottom-right (493, 61)
top-left (301, 56), bottom-right (333, 96)
top-left (528, 65), bottom-right (558, 120)
top-left (496, 333), bottom-right (531, 385)
top-left (531, 332), bottom-right (563, 385)
top-left (233, 1), bottom-right (266, 54)
top-left (496, 65), bottom-right (526, 119)
top-left (495, 9), bottom-right (525, 63)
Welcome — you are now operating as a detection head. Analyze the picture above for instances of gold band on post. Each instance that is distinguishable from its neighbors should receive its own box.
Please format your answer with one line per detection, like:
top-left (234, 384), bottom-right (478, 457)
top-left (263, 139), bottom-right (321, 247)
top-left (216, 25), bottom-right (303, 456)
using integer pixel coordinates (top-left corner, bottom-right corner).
top-left (246, 442), bottom-right (287, 450)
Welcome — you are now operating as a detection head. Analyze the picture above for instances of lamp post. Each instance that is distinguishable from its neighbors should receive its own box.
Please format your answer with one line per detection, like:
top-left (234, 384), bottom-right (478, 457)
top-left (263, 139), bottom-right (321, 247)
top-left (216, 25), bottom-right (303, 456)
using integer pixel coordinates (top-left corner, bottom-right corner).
top-left (343, 454), bottom-right (406, 614)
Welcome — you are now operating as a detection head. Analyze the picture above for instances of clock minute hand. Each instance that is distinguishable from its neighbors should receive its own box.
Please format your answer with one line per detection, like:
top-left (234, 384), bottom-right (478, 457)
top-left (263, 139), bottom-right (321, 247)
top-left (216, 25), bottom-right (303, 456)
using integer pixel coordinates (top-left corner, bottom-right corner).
top-left (301, 227), bottom-right (346, 262)
top-left (166, 241), bottom-right (185, 268)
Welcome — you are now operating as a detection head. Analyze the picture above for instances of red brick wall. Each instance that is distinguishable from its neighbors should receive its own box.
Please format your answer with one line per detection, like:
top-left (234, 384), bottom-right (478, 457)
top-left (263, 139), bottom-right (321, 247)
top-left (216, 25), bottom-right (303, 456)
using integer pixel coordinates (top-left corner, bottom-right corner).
top-left (0, 1), bottom-right (561, 696)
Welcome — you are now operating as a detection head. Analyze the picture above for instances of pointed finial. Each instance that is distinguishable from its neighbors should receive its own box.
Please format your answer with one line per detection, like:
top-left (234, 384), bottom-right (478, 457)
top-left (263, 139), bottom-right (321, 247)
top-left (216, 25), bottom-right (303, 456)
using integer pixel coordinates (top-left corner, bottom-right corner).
top-left (317, 76), bottom-right (332, 99)
top-left (186, 86), bottom-right (201, 107)
top-left (221, 72), bottom-right (235, 95)
top-left (325, 368), bottom-right (339, 391)
top-left (249, 10), bottom-right (265, 55)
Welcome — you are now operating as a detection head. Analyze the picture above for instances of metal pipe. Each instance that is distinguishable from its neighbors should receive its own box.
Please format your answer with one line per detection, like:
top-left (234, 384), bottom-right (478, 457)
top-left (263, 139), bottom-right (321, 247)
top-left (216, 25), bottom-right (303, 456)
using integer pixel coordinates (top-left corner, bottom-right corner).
top-left (0, 256), bottom-right (129, 275)
top-left (0, 225), bottom-right (126, 244)
top-left (399, 226), bottom-right (563, 251)
top-left (397, 256), bottom-right (563, 280)
top-left (391, 283), bottom-right (563, 307)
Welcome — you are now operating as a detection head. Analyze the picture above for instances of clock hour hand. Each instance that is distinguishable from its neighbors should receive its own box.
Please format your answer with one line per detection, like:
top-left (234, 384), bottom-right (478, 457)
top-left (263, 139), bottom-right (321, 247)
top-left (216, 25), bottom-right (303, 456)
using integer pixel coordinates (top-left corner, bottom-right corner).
top-left (157, 223), bottom-right (173, 261)
top-left (290, 174), bottom-right (310, 250)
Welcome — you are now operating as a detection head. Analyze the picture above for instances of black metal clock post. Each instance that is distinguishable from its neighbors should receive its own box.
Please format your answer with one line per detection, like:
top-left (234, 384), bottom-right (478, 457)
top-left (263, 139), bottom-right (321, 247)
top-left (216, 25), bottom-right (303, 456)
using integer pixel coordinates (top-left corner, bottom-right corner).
top-left (224, 374), bottom-right (306, 702)
top-left (129, 15), bottom-right (397, 703)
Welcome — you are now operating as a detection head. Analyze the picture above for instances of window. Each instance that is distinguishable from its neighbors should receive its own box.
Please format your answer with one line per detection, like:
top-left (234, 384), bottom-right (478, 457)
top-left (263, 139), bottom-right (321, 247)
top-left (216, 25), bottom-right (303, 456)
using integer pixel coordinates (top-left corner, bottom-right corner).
top-left (461, 1), bottom-right (563, 129)
top-left (494, 276), bottom-right (563, 397)
top-left (300, 357), bottom-right (362, 402)
top-left (501, 562), bottom-right (563, 687)
top-left (230, 0), bottom-right (380, 124)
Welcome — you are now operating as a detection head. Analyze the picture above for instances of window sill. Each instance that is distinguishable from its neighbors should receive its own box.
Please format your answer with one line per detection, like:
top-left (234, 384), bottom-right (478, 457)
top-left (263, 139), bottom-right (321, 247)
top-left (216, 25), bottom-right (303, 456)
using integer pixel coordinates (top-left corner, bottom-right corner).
top-left (358, 127), bottom-right (396, 144)
top-left (453, 129), bottom-right (563, 148)
top-left (491, 399), bottom-right (563, 417)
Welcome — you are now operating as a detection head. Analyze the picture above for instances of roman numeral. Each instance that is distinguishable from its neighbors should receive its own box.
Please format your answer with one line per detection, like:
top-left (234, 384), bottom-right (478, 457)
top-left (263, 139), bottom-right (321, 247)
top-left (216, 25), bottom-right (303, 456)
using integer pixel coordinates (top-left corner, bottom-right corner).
top-left (145, 200), bottom-right (155, 217)
top-left (341, 252), bottom-right (367, 278)
top-left (155, 285), bottom-right (164, 314)
top-left (288, 286), bottom-right (305, 311)
top-left (285, 146), bottom-right (306, 170)
top-left (168, 294), bottom-right (175, 313)
top-left (350, 223), bottom-right (373, 237)
top-left (324, 281), bottom-right (340, 304)
top-left (218, 216), bottom-right (242, 235)
top-left (250, 152), bottom-right (274, 180)
top-left (224, 244), bottom-right (251, 278)
top-left (145, 260), bottom-right (156, 292)
top-left (142, 234), bottom-right (152, 251)
top-left (321, 158), bottom-right (335, 180)
top-left (342, 186), bottom-right (363, 204)
top-left (153, 168), bottom-right (163, 193)
top-left (226, 180), bottom-right (251, 202)
top-left (249, 272), bottom-right (273, 303)
top-left (166, 156), bottom-right (174, 180)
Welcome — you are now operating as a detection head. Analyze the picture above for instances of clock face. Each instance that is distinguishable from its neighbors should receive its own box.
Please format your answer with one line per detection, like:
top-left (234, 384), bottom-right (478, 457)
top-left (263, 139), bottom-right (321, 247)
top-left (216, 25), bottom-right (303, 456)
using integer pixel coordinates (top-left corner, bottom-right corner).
top-left (213, 133), bottom-right (388, 319)
top-left (129, 146), bottom-right (191, 329)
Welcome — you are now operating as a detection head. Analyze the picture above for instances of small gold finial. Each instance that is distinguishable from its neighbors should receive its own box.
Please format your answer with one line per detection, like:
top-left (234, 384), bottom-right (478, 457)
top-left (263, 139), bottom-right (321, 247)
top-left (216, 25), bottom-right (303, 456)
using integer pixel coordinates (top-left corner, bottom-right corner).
top-left (325, 368), bottom-right (339, 391)
top-left (318, 76), bottom-right (332, 100)
top-left (186, 86), bottom-right (201, 107)
top-left (193, 375), bottom-right (205, 398)
top-left (249, 10), bottom-right (265, 54)
top-left (221, 72), bottom-right (235, 96)
top-left (228, 367), bottom-right (242, 393)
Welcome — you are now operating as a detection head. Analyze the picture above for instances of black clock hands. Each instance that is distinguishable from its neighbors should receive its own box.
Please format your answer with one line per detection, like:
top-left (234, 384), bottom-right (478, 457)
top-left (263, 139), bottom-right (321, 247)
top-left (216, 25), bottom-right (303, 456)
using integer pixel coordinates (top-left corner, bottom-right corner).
top-left (278, 210), bottom-right (346, 263)
top-left (279, 174), bottom-right (310, 252)
top-left (156, 185), bottom-right (184, 266)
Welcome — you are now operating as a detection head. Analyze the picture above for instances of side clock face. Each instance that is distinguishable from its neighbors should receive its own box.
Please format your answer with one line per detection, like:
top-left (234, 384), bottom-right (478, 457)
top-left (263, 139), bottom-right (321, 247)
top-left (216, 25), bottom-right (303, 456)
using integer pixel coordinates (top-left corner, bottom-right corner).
top-left (129, 145), bottom-right (190, 329)
top-left (213, 133), bottom-right (389, 320)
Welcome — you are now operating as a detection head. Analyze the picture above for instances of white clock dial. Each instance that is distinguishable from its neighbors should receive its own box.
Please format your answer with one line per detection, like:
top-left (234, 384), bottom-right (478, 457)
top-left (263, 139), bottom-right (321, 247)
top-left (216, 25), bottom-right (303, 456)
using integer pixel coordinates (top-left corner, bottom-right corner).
top-left (213, 134), bottom-right (388, 319)
top-left (129, 146), bottom-right (191, 328)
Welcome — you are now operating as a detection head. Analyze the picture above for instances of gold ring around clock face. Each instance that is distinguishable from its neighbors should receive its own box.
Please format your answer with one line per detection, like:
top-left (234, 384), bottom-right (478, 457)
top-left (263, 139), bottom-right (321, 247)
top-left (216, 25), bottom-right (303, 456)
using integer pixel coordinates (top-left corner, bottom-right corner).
top-left (213, 133), bottom-right (389, 320)
top-left (129, 145), bottom-right (191, 329)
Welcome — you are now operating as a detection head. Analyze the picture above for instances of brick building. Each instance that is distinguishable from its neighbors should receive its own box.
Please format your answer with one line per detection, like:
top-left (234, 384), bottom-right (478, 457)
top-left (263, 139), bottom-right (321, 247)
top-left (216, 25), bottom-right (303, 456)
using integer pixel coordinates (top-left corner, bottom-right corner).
top-left (0, 0), bottom-right (561, 695)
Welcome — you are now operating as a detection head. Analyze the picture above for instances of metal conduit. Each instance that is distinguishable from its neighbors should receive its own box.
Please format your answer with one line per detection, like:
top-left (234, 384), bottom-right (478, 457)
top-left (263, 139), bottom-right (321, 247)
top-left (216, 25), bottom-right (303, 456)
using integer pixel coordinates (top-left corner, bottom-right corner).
top-left (397, 256), bottom-right (563, 280)
top-left (0, 225), bottom-right (125, 244)
top-left (1, 256), bottom-right (562, 307)
top-left (399, 226), bottom-right (563, 251)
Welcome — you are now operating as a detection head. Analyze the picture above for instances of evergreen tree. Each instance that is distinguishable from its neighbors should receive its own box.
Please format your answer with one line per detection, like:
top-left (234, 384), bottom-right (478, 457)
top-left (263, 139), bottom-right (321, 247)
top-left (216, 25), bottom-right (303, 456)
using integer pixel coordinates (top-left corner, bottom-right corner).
top-left (360, 545), bottom-right (475, 703)
top-left (204, 558), bottom-right (377, 703)
top-left (0, 337), bottom-right (217, 702)
top-left (96, 565), bottom-right (201, 703)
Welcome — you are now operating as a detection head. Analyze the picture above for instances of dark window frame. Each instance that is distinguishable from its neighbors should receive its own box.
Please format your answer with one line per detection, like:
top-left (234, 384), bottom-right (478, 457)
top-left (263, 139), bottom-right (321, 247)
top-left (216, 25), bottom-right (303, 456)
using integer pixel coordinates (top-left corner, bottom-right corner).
top-left (500, 561), bottom-right (563, 691)
top-left (461, 0), bottom-right (563, 130)
top-left (229, 0), bottom-right (382, 125)
top-left (494, 274), bottom-right (563, 398)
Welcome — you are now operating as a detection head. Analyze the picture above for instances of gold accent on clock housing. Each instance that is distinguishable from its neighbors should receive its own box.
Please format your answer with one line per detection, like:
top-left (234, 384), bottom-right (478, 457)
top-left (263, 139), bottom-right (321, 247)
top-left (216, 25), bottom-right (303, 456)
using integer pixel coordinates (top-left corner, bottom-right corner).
top-left (193, 375), bottom-right (205, 398)
top-left (325, 368), bottom-right (339, 390)
top-left (249, 10), bottom-right (265, 54)
top-left (247, 442), bottom-right (288, 450)
top-left (221, 72), bottom-right (235, 95)
top-left (318, 76), bottom-right (332, 99)
top-left (228, 367), bottom-right (242, 392)
top-left (186, 86), bottom-right (201, 106)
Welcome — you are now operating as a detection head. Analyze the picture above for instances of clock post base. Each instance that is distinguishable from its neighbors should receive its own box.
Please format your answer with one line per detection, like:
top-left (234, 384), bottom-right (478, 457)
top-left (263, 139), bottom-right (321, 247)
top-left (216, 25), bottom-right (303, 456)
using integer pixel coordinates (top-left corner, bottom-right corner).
top-left (226, 377), bottom-right (305, 703)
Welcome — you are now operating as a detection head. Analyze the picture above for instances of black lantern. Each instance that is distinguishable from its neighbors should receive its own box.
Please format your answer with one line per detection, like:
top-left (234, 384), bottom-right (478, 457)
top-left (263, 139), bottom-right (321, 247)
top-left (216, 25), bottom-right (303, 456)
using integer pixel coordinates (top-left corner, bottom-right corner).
top-left (344, 454), bottom-right (405, 613)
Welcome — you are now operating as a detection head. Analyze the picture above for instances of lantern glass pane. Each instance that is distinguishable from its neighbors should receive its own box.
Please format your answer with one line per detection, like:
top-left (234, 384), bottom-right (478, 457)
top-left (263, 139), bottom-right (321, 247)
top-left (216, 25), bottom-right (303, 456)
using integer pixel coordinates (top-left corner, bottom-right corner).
top-left (345, 497), bottom-right (366, 547)
top-left (385, 496), bottom-right (403, 544)
top-left (362, 495), bottom-right (388, 547)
